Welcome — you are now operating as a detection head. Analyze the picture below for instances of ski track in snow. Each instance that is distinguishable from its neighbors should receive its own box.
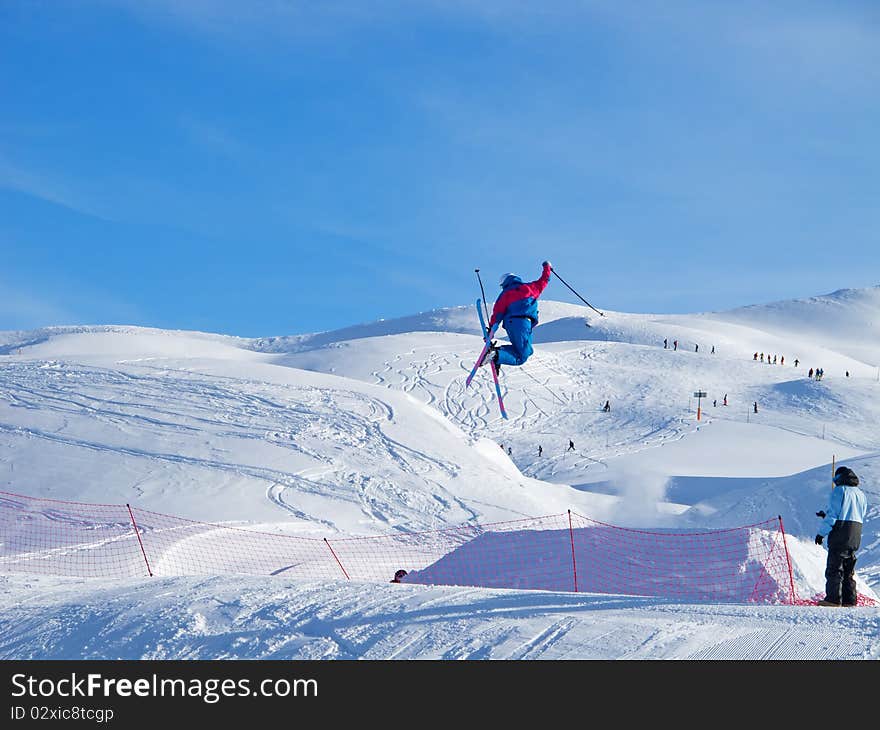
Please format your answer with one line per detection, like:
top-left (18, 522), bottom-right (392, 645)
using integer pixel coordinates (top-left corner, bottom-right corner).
top-left (0, 361), bottom-right (474, 531)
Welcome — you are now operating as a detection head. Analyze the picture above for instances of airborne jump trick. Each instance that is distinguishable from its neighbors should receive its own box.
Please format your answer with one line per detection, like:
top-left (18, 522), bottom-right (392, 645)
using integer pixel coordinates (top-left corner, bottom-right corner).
top-left (479, 261), bottom-right (553, 371)
top-left (466, 262), bottom-right (599, 420)
top-left (465, 261), bottom-right (552, 420)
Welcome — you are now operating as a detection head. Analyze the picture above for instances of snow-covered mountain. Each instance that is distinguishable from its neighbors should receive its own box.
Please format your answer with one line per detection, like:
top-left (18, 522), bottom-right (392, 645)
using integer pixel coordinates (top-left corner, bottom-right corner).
top-left (2, 287), bottom-right (879, 659)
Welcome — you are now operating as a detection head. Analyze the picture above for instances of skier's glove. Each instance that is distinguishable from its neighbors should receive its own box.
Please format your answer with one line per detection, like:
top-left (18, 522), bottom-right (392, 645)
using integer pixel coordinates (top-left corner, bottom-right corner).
top-left (815, 534), bottom-right (823, 545)
top-left (542, 261), bottom-right (552, 270)
top-left (815, 510), bottom-right (826, 518)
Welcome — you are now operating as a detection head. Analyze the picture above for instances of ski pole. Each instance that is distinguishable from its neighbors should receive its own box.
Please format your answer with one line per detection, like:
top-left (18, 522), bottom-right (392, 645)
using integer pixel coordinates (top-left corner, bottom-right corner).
top-left (474, 269), bottom-right (491, 323)
top-left (550, 268), bottom-right (605, 317)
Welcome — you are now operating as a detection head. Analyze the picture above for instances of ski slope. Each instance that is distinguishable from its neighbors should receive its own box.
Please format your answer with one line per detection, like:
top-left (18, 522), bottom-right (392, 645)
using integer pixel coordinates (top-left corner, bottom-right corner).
top-left (1, 286), bottom-right (879, 659)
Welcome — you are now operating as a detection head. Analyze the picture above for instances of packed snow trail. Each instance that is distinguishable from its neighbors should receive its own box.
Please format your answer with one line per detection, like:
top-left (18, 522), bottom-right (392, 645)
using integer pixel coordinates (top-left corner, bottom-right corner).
top-left (1, 574), bottom-right (877, 660)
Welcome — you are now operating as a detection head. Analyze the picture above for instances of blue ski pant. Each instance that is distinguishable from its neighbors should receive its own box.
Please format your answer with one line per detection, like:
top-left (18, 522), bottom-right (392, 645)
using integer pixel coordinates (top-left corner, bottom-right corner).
top-left (496, 316), bottom-right (534, 366)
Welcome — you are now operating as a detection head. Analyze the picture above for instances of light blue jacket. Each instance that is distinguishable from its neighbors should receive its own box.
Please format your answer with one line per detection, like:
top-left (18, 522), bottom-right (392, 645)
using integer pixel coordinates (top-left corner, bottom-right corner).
top-left (817, 485), bottom-right (867, 537)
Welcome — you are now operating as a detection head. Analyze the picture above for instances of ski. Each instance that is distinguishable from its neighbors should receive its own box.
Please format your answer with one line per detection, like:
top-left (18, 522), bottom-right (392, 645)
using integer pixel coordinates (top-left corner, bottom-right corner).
top-left (474, 298), bottom-right (508, 420)
top-left (465, 313), bottom-right (497, 388)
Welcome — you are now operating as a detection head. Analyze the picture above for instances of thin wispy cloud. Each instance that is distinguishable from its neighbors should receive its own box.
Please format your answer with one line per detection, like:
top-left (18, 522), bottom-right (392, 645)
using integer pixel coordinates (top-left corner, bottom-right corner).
top-left (0, 279), bottom-right (79, 330)
top-left (0, 154), bottom-right (109, 221)
top-left (102, 0), bottom-right (390, 43)
top-left (737, 15), bottom-right (880, 91)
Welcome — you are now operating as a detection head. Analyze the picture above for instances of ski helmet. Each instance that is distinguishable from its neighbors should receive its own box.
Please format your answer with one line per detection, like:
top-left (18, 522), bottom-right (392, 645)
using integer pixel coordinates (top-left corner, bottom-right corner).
top-left (499, 273), bottom-right (517, 288)
top-left (833, 466), bottom-right (859, 487)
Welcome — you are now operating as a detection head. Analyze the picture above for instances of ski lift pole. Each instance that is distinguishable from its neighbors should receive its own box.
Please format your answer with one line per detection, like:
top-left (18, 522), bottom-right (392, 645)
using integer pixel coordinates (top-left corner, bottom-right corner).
top-left (550, 268), bottom-right (605, 317)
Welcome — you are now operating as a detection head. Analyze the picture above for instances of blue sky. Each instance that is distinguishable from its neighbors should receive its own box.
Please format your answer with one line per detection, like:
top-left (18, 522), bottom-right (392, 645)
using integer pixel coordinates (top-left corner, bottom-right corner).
top-left (2, 1), bottom-right (878, 336)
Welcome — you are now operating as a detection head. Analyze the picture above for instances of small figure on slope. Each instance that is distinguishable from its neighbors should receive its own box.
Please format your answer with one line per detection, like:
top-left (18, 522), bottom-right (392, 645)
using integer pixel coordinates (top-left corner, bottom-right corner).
top-left (391, 569), bottom-right (408, 584)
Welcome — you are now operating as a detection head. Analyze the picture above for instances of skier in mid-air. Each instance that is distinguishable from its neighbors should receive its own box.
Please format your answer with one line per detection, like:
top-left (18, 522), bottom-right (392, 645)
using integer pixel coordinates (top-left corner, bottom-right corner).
top-left (478, 261), bottom-right (552, 372)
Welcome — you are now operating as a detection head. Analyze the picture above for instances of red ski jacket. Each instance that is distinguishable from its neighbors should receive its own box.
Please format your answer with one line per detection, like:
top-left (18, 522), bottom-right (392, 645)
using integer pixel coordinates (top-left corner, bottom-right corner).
top-left (488, 263), bottom-right (552, 329)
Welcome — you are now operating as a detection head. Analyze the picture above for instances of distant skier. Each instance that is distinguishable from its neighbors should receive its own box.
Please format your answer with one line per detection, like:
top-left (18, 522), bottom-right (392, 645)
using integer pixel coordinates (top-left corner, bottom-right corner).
top-left (754, 352), bottom-right (758, 361)
top-left (773, 355), bottom-right (777, 364)
top-left (567, 440), bottom-right (575, 451)
top-left (695, 344), bottom-right (699, 353)
top-left (664, 338), bottom-right (668, 349)
top-left (507, 446), bottom-right (512, 456)
top-left (753, 401), bottom-right (758, 414)
top-left (760, 353), bottom-right (764, 362)
top-left (538, 445), bottom-right (543, 457)
top-left (794, 359), bottom-right (799, 367)
top-left (713, 399), bottom-right (717, 408)
top-left (673, 340), bottom-right (678, 351)
top-left (815, 466), bottom-right (867, 607)
top-left (846, 370), bottom-right (850, 378)
top-left (809, 367), bottom-right (814, 379)
top-left (711, 345), bottom-right (715, 354)
top-left (780, 356), bottom-right (784, 366)
top-left (603, 400), bottom-right (610, 413)
top-left (723, 394), bottom-right (728, 406)
top-left (478, 262), bottom-right (552, 372)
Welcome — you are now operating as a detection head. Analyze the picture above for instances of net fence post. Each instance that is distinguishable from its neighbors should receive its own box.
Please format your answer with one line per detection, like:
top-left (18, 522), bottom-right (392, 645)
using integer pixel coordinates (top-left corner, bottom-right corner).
top-left (568, 510), bottom-right (578, 593)
top-left (324, 538), bottom-right (350, 579)
top-left (777, 515), bottom-right (797, 605)
top-left (126, 503), bottom-right (153, 577)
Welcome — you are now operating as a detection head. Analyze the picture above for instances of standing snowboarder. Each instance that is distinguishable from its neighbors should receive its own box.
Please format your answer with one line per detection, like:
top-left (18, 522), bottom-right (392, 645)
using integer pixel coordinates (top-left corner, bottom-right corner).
top-left (815, 466), bottom-right (868, 606)
top-left (478, 262), bottom-right (552, 371)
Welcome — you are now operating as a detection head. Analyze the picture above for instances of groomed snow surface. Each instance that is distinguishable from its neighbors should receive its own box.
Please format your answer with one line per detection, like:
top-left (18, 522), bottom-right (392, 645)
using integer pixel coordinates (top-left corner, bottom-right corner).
top-left (2, 287), bottom-right (880, 659)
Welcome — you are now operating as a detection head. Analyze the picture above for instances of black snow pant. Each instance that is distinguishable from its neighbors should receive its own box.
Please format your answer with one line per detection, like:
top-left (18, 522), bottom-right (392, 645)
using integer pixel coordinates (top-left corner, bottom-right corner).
top-left (824, 520), bottom-right (862, 606)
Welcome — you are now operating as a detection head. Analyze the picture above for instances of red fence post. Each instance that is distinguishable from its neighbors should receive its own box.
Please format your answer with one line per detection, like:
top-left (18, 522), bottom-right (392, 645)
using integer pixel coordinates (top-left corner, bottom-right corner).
top-left (568, 510), bottom-right (578, 593)
top-left (324, 538), bottom-right (350, 579)
top-left (777, 515), bottom-right (797, 605)
top-left (126, 504), bottom-right (153, 577)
